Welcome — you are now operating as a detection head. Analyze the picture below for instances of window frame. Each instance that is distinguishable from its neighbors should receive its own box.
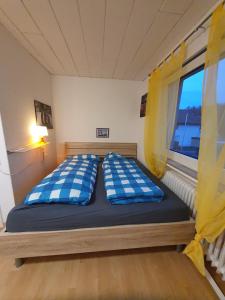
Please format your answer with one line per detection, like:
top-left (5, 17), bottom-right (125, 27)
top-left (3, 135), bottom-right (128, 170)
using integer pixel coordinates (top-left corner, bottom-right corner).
top-left (169, 64), bottom-right (205, 171)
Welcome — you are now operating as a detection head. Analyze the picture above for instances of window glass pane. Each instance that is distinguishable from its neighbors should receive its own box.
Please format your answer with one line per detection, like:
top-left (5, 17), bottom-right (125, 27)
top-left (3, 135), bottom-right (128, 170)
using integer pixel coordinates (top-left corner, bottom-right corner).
top-left (217, 57), bottom-right (225, 154)
top-left (170, 67), bottom-right (204, 159)
top-left (217, 57), bottom-right (225, 105)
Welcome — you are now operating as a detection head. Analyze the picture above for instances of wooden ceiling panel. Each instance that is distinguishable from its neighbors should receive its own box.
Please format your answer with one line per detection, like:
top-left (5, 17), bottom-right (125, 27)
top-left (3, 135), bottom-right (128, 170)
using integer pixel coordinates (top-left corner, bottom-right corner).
top-left (78, 0), bottom-right (105, 77)
top-left (160, 0), bottom-right (193, 14)
top-left (156, 0), bottom-right (218, 61)
top-left (101, 0), bottom-right (134, 78)
top-left (0, 0), bottom-right (39, 34)
top-left (23, 0), bottom-right (77, 75)
top-left (25, 33), bottom-right (65, 74)
top-left (124, 11), bottom-right (181, 80)
top-left (135, 0), bottom-right (219, 80)
top-left (0, 7), bottom-right (54, 74)
top-left (112, 0), bottom-right (164, 79)
top-left (50, 0), bottom-right (89, 76)
top-left (0, 0), bottom-right (220, 80)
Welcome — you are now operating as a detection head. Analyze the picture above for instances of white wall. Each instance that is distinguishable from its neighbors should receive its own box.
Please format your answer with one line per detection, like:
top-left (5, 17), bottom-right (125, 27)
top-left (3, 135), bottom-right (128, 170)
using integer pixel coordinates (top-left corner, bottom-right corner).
top-left (52, 76), bottom-right (147, 163)
top-left (0, 114), bottom-right (14, 223)
top-left (0, 24), bottom-right (57, 208)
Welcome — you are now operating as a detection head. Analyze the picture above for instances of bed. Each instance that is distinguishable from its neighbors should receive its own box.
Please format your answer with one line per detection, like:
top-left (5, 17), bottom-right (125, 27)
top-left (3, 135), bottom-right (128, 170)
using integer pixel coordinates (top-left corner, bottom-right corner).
top-left (0, 142), bottom-right (195, 267)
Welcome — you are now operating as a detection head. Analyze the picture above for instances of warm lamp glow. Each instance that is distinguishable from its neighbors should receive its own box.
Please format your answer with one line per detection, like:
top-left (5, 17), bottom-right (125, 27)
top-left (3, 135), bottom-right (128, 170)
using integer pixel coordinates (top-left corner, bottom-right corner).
top-left (30, 124), bottom-right (40, 143)
top-left (37, 126), bottom-right (48, 137)
top-left (30, 125), bottom-right (48, 144)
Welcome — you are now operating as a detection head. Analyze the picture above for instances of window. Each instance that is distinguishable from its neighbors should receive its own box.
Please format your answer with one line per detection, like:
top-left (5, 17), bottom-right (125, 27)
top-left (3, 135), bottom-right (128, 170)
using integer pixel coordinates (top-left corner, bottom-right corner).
top-left (217, 57), bottom-right (225, 153)
top-left (170, 66), bottom-right (204, 159)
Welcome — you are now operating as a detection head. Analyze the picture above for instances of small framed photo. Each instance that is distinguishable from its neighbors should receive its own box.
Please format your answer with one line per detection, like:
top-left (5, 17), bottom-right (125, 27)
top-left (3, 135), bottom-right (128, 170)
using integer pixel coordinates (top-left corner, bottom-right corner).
top-left (96, 128), bottom-right (109, 138)
top-left (140, 93), bottom-right (147, 117)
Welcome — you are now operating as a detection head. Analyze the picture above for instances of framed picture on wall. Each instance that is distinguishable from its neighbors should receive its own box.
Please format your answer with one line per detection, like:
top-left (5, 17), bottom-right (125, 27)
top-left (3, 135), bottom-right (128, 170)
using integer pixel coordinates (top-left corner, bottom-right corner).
top-left (140, 93), bottom-right (147, 117)
top-left (34, 100), bottom-right (53, 129)
top-left (96, 128), bottom-right (109, 138)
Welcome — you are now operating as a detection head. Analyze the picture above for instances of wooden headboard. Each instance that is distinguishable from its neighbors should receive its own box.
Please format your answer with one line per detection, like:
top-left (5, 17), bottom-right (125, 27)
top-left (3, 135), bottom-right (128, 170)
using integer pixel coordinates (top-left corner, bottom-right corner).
top-left (65, 142), bottom-right (137, 158)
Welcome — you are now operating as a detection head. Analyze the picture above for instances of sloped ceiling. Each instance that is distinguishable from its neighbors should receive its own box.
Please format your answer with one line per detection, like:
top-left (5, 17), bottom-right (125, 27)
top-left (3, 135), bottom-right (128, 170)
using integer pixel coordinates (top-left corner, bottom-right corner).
top-left (0, 0), bottom-right (220, 80)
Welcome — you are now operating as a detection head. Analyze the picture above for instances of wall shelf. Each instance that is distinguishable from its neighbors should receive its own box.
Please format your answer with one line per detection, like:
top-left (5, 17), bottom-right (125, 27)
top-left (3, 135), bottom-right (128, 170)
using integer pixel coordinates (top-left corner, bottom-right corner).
top-left (7, 142), bottom-right (49, 155)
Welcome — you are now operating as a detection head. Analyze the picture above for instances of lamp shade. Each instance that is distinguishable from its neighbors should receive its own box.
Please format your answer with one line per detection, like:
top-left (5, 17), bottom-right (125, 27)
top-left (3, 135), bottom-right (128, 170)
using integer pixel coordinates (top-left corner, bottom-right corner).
top-left (37, 126), bottom-right (48, 137)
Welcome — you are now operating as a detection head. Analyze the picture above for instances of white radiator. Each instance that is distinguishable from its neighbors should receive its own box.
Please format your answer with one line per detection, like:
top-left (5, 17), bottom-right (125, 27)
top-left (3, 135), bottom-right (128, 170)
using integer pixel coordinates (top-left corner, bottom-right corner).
top-left (161, 170), bottom-right (196, 217)
top-left (162, 169), bottom-right (225, 281)
top-left (207, 232), bottom-right (225, 281)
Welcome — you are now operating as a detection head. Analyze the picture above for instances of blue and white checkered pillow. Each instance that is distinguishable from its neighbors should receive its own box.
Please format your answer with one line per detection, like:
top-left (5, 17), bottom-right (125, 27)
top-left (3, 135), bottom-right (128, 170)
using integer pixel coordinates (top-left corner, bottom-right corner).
top-left (24, 159), bottom-right (98, 205)
top-left (67, 154), bottom-right (99, 162)
top-left (104, 152), bottom-right (124, 161)
top-left (103, 158), bottom-right (164, 204)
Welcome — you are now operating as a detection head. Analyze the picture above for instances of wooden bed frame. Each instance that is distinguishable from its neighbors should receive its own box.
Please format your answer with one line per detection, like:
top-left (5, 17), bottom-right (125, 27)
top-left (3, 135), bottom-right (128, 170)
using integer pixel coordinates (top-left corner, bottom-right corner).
top-left (0, 142), bottom-right (195, 268)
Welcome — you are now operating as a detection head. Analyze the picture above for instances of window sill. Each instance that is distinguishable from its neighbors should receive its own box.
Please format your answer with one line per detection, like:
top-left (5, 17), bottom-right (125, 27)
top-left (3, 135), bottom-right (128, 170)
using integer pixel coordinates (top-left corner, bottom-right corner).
top-left (167, 158), bottom-right (198, 185)
top-left (168, 149), bottom-right (198, 171)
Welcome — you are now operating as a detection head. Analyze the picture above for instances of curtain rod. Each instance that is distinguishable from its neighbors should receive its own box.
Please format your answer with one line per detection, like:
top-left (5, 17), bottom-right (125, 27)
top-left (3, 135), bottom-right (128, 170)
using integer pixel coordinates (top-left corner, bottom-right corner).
top-left (148, 1), bottom-right (225, 77)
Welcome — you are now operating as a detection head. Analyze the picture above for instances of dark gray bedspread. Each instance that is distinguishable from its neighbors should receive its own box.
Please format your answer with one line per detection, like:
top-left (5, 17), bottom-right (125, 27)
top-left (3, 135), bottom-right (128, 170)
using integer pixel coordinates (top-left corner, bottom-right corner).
top-left (6, 160), bottom-right (190, 232)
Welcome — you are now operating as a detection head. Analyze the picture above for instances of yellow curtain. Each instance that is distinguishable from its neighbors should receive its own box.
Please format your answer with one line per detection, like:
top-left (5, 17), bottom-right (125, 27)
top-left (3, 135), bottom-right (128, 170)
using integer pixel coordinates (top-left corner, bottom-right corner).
top-left (144, 44), bottom-right (186, 178)
top-left (184, 4), bottom-right (225, 276)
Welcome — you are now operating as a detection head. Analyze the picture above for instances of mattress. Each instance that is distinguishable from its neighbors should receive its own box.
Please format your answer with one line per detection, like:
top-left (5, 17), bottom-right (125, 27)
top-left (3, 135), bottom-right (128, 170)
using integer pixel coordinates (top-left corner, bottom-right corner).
top-left (6, 160), bottom-right (191, 232)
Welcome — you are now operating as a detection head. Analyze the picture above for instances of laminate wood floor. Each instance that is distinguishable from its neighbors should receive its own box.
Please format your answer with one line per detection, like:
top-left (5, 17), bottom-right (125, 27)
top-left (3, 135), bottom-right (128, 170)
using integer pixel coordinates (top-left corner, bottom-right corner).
top-left (0, 247), bottom-right (218, 300)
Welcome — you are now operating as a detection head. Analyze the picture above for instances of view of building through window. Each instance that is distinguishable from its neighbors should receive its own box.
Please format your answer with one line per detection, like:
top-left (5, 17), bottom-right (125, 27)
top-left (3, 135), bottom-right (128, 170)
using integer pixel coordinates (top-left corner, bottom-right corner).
top-left (170, 67), bottom-right (204, 159)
